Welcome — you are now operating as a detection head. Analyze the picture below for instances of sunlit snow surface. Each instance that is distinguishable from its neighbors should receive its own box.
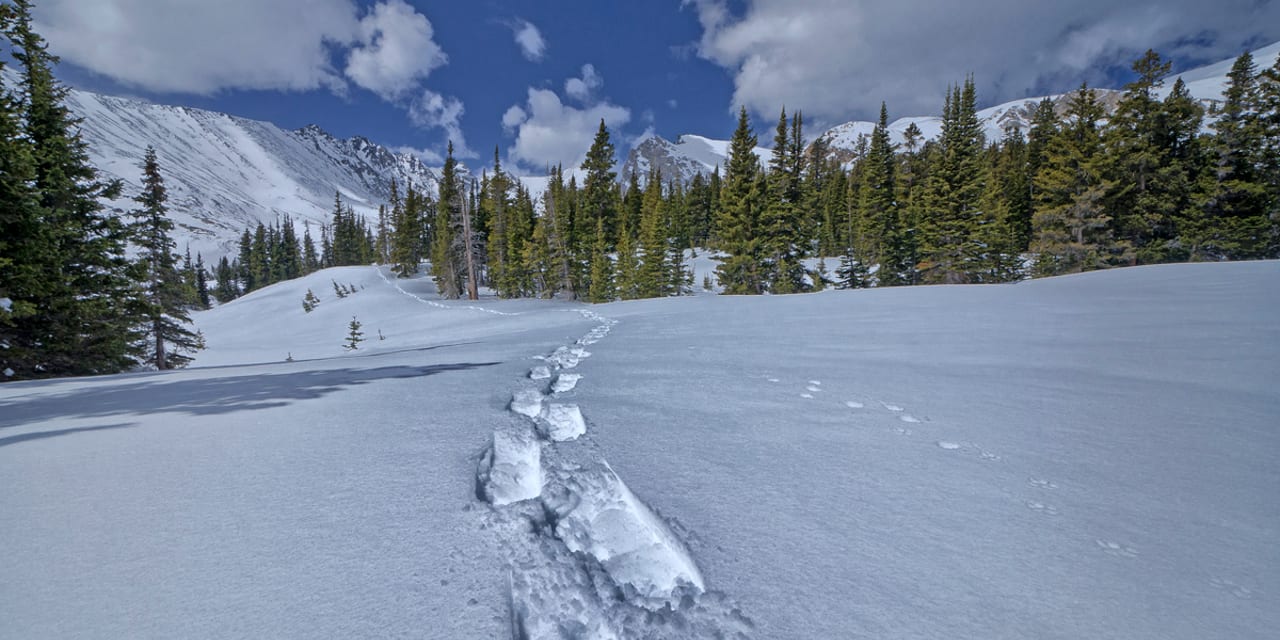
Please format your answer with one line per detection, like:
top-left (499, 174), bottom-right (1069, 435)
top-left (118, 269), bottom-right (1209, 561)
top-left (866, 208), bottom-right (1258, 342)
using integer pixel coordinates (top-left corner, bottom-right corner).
top-left (2, 261), bottom-right (1278, 639)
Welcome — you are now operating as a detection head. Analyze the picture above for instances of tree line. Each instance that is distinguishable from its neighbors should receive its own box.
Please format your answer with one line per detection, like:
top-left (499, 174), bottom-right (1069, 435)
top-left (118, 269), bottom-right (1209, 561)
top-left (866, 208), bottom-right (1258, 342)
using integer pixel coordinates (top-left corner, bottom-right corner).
top-left (366, 48), bottom-right (1280, 301)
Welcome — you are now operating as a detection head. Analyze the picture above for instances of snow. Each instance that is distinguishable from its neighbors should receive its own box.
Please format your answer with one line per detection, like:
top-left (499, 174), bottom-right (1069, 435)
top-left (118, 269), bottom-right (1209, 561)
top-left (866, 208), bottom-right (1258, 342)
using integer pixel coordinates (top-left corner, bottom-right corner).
top-left (1, 260), bottom-right (1278, 639)
top-left (0, 296), bottom-right (12, 312)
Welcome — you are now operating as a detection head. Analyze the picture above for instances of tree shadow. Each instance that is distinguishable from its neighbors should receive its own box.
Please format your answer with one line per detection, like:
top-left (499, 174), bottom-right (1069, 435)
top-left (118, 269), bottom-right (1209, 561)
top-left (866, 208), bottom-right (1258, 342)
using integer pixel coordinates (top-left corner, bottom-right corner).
top-left (0, 423), bottom-right (137, 449)
top-left (0, 362), bottom-right (499, 429)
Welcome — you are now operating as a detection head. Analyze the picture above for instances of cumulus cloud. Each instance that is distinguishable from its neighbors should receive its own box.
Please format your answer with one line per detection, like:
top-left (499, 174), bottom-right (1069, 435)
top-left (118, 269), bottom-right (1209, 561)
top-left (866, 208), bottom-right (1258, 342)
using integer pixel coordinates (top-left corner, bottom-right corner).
top-left (684, 0), bottom-right (1280, 123)
top-left (345, 0), bottom-right (447, 99)
top-left (504, 66), bottom-right (631, 172)
top-left (564, 64), bottom-right (604, 102)
top-left (511, 19), bottom-right (547, 62)
top-left (409, 90), bottom-right (476, 158)
top-left (32, 0), bottom-right (357, 94)
top-left (33, 0), bottom-right (470, 160)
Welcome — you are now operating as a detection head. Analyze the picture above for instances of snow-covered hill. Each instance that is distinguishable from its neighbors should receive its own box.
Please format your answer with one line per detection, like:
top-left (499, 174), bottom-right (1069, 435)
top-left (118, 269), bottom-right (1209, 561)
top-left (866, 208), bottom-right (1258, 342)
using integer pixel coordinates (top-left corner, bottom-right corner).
top-left (2, 261), bottom-right (1277, 638)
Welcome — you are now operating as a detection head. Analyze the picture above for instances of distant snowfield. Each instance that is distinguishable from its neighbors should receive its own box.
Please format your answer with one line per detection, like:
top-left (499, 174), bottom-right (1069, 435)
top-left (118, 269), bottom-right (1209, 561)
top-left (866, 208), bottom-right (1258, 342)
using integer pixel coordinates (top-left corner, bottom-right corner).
top-left (2, 261), bottom-right (1278, 639)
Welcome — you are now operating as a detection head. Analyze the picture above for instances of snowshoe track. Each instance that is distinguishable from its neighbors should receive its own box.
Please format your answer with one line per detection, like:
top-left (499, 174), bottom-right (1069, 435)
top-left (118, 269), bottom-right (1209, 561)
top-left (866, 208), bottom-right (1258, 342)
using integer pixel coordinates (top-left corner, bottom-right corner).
top-left (478, 309), bottom-right (751, 638)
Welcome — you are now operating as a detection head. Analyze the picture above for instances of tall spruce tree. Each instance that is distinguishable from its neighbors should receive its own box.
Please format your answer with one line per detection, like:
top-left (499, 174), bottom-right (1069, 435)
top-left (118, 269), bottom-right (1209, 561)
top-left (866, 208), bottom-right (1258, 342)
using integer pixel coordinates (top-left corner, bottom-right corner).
top-left (431, 143), bottom-right (464, 298)
top-left (715, 107), bottom-right (767, 294)
top-left (1031, 84), bottom-right (1128, 275)
top-left (131, 147), bottom-right (203, 369)
top-left (2, 1), bottom-right (144, 377)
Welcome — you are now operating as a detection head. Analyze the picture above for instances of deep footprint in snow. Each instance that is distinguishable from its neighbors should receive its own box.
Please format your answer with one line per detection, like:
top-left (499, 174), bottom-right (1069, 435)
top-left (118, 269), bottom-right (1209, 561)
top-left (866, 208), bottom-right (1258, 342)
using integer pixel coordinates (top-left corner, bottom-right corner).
top-left (529, 365), bottom-right (552, 380)
top-left (1025, 500), bottom-right (1060, 516)
top-left (540, 403), bottom-right (587, 441)
top-left (1210, 578), bottom-right (1255, 599)
top-left (476, 429), bottom-right (542, 506)
top-left (510, 388), bottom-right (545, 419)
top-left (1096, 539), bottom-right (1139, 558)
top-left (551, 373), bottom-right (582, 394)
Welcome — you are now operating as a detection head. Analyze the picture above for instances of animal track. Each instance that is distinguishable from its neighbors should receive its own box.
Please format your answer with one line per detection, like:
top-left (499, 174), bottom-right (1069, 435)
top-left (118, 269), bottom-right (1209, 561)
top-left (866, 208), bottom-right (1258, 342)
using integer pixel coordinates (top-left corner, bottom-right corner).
top-left (1025, 500), bottom-right (1059, 516)
top-left (529, 365), bottom-right (552, 380)
top-left (899, 414), bottom-right (921, 423)
top-left (1210, 577), bottom-right (1255, 599)
top-left (1095, 539), bottom-right (1139, 558)
top-left (766, 377), bottom-right (779, 383)
top-left (937, 441), bottom-right (962, 450)
top-left (805, 385), bottom-right (822, 393)
top-left (800, 393), bottom-right (814, 399)
top-left (808, 380), bottom-right (822, 386)
top-left (881, 402), bottom-right (904, 412)
top-left (1028, 478), bottom-right (1058, 490)
top-left (844, 400), bottom-right (864, 409)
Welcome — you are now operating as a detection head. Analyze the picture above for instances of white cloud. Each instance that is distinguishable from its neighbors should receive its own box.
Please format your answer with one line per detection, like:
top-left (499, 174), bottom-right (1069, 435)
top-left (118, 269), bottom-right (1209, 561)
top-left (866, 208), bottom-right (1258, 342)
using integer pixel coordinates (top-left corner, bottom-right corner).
top-left (502, 105), bottom-right (528, 131)
top-left (511, 19), bottom-right (547, 62)
top-left (564, 63), bottom-right (603, 102)
top-left (345, 0), bottom-right (447, 99)
top-left (506, 87), bottom-right (630, 172)
top-left (409, 90), bottom-right (476, 158)
top-left (33, 0), bottom-right (357, 94)
top-left (684, 0), bottom-right (1280, 123)
top-left (34, 0), bottom-right (471, 161)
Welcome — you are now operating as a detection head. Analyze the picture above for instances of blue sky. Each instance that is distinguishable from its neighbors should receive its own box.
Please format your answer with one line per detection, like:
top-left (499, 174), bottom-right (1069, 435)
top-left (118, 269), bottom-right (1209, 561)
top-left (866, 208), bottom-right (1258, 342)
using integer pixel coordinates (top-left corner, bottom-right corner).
top-left (32, 0), bottom-right (1280, 173)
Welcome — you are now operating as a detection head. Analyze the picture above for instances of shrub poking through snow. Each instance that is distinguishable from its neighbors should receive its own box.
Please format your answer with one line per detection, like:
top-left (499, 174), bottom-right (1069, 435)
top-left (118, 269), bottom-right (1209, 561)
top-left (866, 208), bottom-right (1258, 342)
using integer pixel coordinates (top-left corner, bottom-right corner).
top-left (302, 288), bottom-right (320, 312)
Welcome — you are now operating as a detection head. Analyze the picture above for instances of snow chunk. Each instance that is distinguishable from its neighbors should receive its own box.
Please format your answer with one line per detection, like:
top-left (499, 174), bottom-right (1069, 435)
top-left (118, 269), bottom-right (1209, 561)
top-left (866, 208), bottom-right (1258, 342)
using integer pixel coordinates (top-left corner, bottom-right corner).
top-left (542, 404), bottom-right (586, 441)
top-left (3, 367), bottom-right (12, 377)
top-left (546, 346), bottom-right (581, 369)
top-left (529, 365), bottom-right (552, 380)
top-left (551, 373), bottom-right (582, 394)
top-left (544, 464), bottom-right (705, 603)
top-left (510, 389), bottom-right (545, 419)
top-left (476, 430), bottom-right (542, 506)
top-left (0, 297), bottom-right (12, 313)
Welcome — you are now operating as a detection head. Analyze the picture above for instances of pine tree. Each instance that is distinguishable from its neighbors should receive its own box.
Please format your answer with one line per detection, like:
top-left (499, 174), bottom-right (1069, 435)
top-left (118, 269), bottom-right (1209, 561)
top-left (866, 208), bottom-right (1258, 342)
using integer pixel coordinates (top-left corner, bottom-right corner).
top-left (213, 256), bottom-right (239, 302)
top-left (921, 77), bottom-right (987, 283)
top-left (302, 288), bottom-right (319, 313)
top-left (344, 316), bottom-right (363, 351)
top-left (2, 1), bottom-right (144, 377)
top-left (1031, 84), bottom-right (1128, 275)
top-left (587, 219), bottom-right (616, 303)
top-left (1194, 51), bottom-right (1271, 259)
top-left (432, 143), bottom-right (464, 298)
top-left (581, 120), bottom-right (620, 247)
top-left (132, 147), bottom-right (204, 369)
top-left (714, 107), bottom-right (767, 294)
top-left (862, 103), bottom-right (906, 285)
top-left (195, 253), bottom-right (211, 309)
top-left (637, 170), bottom-right (669, 298)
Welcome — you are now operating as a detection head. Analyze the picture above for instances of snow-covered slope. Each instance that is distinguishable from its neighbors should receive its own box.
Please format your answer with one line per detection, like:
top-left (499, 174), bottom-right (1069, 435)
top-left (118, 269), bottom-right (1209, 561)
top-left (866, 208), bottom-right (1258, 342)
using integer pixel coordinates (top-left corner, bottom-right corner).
top-left (2, 260), bottom-right (1277, 638)
top-left (619, 133), bottom-right (770, 188)
top-left (815, 40), bottom-right (1280, 164)
top-left (0, 68), bottom-right (443, 261)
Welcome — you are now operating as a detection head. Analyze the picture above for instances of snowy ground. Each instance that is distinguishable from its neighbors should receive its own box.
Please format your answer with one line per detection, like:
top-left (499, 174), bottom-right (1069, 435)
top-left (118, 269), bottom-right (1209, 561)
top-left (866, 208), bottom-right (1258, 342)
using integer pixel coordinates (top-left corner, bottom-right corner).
top-left (2, 261), bottom-right (1277, 639)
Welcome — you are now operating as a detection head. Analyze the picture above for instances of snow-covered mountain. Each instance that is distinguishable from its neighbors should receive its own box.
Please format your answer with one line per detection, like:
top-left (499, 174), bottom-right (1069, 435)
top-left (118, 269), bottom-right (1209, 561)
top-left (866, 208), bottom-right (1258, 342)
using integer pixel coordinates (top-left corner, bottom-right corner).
top-left (619, 134), bottom-right (769, 188)
top-left (815, 40), bottom-right (1280, 165)
top-left (1, 68), bottom-right (444, 261)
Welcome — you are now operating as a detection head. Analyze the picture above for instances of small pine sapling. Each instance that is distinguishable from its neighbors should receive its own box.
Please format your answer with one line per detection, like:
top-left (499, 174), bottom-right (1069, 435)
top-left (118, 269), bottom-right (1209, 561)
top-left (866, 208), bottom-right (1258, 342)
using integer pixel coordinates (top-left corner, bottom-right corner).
top-left (302, 288), bottom-right (320, 312)
top-left (344, 316), bottom-right (364, 351)
top-left (703, 274), bottom-right (713, 291)
top-left (332, 280), bottom-right (348, 298)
